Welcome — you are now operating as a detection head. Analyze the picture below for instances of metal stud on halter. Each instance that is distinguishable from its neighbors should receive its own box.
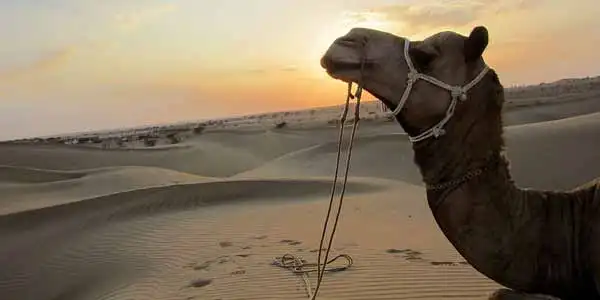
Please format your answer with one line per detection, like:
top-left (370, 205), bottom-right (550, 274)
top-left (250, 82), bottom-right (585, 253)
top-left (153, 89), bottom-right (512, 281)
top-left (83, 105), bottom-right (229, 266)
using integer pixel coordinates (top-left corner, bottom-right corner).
top-left (391, 39), bottom-right (490, 143)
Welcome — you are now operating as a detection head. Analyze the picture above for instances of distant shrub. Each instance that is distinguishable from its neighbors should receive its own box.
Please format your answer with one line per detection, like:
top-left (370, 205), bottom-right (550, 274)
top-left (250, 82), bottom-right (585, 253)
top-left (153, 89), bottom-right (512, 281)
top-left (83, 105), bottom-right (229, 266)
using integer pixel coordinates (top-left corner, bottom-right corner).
top-left (274, 121), bottom-right (287, 129)
top-left (193, 125), bottom-right (205, 134)
top-left (144, 139), bottom-right (156, 147)
top-left (167, 134), bottom-right (180, 144)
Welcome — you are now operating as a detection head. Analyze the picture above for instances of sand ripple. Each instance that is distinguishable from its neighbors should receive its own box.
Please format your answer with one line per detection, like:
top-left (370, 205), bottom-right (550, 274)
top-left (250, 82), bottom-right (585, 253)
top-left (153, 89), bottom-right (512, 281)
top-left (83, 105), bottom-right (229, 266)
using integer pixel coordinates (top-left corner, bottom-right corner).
top-left (0, 165), bottom-right (87, 184)
top-left (0, 177), bottom-right (504, 300)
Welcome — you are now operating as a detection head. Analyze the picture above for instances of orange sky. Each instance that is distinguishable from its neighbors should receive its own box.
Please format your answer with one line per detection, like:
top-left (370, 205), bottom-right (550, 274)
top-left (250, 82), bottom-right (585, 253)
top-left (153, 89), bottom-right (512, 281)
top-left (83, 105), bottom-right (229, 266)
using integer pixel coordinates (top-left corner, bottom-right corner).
top-left (0, 0), bottom-right (599, 140)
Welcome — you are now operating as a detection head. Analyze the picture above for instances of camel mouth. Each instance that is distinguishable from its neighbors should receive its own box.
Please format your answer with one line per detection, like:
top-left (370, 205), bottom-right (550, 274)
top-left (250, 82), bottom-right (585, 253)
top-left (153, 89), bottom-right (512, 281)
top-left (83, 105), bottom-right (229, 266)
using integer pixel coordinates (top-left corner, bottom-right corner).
top-left (321, 55), bottom-right (360, 71)
top-left (320, 56), bottom-right (373, 81)
top-left (326, 60), bottom-right (362, 71)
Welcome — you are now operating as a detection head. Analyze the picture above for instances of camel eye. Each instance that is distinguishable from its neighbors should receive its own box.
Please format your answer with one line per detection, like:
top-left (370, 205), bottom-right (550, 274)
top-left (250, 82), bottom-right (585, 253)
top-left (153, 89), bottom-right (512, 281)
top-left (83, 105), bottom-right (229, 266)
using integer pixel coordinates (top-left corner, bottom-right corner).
top-left (409, 47), bottom-right (436, 72)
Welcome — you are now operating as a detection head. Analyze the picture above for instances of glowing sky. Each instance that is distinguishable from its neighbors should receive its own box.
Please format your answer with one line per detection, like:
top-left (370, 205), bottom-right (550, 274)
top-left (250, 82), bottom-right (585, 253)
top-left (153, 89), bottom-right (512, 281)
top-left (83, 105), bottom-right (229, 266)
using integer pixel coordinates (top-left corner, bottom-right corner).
top-left (1, 0), bottom-right (599, 140)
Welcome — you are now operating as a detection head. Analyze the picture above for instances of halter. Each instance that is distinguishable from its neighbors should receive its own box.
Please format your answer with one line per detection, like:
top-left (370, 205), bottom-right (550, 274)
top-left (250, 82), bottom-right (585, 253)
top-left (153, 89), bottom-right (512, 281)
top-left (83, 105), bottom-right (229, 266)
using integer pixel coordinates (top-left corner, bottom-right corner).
top-left (390, 40), bottom-right (490, 143)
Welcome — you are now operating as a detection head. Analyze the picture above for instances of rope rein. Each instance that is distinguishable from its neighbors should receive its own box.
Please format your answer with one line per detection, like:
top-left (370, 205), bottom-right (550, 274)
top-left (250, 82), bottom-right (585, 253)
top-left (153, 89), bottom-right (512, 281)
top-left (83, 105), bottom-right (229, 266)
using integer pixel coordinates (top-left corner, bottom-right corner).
top-left (272, 254), bottom-right (354, 299)
top-left (273, 41), bottom-right (367, 300)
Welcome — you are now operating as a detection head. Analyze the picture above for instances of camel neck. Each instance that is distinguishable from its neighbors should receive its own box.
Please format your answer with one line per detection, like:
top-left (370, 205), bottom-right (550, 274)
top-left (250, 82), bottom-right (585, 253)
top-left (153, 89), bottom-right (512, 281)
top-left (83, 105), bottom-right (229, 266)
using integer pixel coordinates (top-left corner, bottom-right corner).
top-left (410, 133), bottom-right (510, 191)
top-left (408, 126), bottom-right (527, 290)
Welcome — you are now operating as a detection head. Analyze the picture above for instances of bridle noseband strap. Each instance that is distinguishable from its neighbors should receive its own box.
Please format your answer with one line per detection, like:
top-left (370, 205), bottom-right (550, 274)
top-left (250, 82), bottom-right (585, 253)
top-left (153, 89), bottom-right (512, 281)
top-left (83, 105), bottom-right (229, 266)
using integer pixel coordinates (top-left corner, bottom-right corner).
top-left (390, 40), bottom-right (490, 143)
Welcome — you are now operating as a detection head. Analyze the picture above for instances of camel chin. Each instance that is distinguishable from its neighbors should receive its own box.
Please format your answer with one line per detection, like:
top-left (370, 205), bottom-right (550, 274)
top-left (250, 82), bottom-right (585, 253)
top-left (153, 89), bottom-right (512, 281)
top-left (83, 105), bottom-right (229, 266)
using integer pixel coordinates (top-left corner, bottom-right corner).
top-left (325, 70), bottom-right (359, 84)
top-left (321, 61), bottom-right (362, 84)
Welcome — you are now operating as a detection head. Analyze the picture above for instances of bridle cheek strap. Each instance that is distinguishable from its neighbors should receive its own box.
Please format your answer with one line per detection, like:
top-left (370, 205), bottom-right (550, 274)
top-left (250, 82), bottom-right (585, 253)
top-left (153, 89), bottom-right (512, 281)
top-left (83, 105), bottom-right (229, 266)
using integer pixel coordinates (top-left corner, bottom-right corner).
top-left (390, 40), bottom-right (490, 143)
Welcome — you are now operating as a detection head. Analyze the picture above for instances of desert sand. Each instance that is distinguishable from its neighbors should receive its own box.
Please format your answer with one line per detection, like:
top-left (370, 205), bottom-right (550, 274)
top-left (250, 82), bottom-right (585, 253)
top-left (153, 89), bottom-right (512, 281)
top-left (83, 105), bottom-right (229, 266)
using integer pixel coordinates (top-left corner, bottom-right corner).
top-left (1, 77), bottom-right (600, 300)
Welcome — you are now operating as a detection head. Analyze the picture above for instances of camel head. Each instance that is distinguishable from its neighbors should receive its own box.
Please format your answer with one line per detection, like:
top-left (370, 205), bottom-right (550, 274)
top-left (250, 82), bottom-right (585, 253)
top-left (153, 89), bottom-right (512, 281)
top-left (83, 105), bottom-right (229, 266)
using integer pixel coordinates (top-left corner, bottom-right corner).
top-left (320, 26), bottom-right (493, 141)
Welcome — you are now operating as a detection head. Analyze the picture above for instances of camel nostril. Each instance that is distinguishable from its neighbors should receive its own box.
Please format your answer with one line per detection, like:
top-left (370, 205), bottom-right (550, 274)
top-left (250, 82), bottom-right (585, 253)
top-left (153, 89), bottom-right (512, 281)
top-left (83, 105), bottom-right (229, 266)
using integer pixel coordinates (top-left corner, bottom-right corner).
top-left (336, 35), bottom-right (368, 47)
top-left (336, 36), bottom-right (361, 47)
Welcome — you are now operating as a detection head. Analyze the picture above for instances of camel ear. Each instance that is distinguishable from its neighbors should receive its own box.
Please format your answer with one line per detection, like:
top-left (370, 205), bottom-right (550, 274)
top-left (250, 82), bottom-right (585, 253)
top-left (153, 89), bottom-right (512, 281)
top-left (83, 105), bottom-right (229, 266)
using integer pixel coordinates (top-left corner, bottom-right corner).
top-left (464, 26), bottom-right (488, 62)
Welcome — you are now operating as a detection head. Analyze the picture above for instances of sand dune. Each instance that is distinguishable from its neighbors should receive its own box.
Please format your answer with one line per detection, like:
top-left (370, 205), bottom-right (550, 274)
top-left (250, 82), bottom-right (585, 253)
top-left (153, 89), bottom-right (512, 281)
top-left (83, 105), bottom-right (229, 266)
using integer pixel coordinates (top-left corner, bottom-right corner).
top-left (0, 130), bottom-right (338, 178)
top-left (240, 112), bottom-right (600, 190)
top-left (505, 112), bottom-right (600, 189)
top-left (503, 91), bottom-right (600, 125)
top-left (1, 95), bottom-right (599, 299)
top-left (0, 165), bottom-right (87, 184)
top-left (0, 166), bottom-right (212, 215)
top-left (0, 178), bottom-right (387, 300)
top-left (0, 179), bottom-right (500, 300)
top-left (235, 133), bottom-right (423, 184)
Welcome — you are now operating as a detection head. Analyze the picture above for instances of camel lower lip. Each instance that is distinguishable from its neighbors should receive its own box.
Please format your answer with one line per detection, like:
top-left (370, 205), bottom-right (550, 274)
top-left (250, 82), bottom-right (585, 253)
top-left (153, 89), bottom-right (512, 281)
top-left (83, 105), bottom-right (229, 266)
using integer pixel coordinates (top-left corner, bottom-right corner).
top-left (324, 71), bottom-right (354, 84)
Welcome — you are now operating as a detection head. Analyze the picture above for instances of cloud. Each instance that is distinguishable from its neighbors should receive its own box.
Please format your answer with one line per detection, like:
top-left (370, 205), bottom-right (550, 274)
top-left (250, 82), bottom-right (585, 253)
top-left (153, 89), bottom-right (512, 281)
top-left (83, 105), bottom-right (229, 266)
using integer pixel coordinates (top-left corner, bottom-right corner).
top-left (233, 66), bottom-right (300, 75)
top-left (0, 47), bottom-right (76, 81)
top-left (280, 65), bottom-right (299, 72)
top-left (113, 3), bottom-right (177, 31)
top-left (364, 0), bottom-right (542, 35)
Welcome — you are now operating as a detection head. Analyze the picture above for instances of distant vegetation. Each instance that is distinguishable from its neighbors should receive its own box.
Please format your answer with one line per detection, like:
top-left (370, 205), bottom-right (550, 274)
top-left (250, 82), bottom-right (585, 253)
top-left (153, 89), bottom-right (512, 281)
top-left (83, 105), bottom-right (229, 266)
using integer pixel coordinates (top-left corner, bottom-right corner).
top-left (274, 121), bottom-right (287, 129)
top-left (505, 76), bottom-right (600, 100)
top-left (144, 138), bottom-right (157, 147)
top-left (7, 75), bottom-right (599, 146)
top-left (193, 124), bottom-right (205, 134)
top-left (166, 134), bottom-right (180, 144)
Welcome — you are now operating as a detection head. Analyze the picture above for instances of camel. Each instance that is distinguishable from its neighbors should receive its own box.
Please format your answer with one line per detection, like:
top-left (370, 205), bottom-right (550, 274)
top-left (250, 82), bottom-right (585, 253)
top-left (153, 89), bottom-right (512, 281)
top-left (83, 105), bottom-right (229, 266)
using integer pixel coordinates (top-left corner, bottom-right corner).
top-left (320, 26), bottom-right (600, 300)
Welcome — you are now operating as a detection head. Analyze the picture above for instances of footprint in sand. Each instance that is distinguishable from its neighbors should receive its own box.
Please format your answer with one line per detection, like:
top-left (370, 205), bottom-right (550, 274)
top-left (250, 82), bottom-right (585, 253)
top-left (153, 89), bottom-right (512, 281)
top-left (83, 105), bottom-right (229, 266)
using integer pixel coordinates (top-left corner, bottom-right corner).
top-left (386, 248), bottom-right (424, 261)
top-left (309, 248), bottom-right (329, 253)
top-left (193, 262), bottom-right (211, 271)
top-left (430, 261), bottom-right (459, 266)
top-left (190, 255), bottom-right (228, 271)
top-left (230, 269), bottom-right (246, 275)
top-left (219, 241), bottom-right (233, 248)
top-left (191, 253), bottom-right (251, 274)
top-left (189, 278), bottom-right (212, 288)
top-left (280, 239), bottom-right (302, 246)
top-left (217, 257), bottom-right (229, 264)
